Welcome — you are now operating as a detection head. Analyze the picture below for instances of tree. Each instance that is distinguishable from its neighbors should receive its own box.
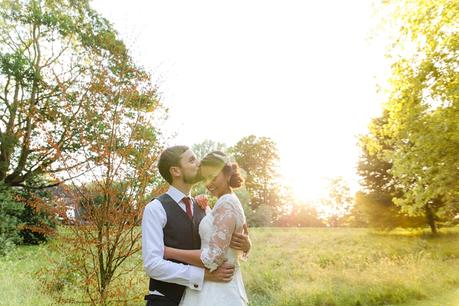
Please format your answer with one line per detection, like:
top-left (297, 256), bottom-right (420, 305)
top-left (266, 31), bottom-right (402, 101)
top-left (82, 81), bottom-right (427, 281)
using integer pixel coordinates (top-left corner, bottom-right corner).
top-left (358, 113), bottom-right (398, 196)
top-left (318, 177), bottom-right (353, 227)
top-left (191, 139), bottom-right (227, 160)
top-left (0, 0), bottom-right (134, 189)
top-left (376, 0), bottom-right (459, 233)
top-left (53, 48), bottom-right (162, 304)
top-left (356, 112), bottom-right (424, 229)
top-left (230, 135), bottom-right (284, 215)
top-left (276, 201), bottom-right (325, 227)
top-left (56, 79), bottom-right (161, 304)
top-left (351, 191), bottom-right (424, 229)
top-left (8, 0), bottom-right (168, 303)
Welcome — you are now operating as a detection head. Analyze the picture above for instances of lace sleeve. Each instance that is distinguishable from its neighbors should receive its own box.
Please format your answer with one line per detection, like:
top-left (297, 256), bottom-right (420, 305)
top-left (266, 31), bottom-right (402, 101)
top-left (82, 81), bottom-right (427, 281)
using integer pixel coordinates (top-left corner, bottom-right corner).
top-left (200, 199), bottom-right (237, 271)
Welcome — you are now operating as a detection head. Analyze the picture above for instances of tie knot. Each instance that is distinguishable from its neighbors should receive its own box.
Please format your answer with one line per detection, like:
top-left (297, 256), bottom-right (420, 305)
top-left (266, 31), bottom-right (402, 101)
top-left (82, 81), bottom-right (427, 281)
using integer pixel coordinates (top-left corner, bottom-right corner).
top-left (183, 196), bottom-right (192, 206)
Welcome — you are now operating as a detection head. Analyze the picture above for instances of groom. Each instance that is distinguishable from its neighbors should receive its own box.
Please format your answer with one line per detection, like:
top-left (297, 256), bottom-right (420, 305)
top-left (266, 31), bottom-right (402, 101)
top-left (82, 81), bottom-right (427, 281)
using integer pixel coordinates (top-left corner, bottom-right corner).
top-left (142, 146), bottom-right (251, 306)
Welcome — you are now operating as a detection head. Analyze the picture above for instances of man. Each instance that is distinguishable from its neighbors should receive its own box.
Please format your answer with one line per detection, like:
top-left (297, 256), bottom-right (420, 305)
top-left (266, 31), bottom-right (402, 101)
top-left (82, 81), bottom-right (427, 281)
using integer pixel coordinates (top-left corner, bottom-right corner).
top-left (142, 146), bottom-right (251, 306)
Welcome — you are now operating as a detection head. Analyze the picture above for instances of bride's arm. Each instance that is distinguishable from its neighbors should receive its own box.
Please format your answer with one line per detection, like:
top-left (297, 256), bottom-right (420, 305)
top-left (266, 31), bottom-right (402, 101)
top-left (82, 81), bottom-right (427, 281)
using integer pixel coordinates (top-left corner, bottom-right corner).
top-left (164, 248), bottom-right (205, 268)
top-left (200, 200), bottom-right (237, 271)
top-left (164, 200), bottom-right (237, 272)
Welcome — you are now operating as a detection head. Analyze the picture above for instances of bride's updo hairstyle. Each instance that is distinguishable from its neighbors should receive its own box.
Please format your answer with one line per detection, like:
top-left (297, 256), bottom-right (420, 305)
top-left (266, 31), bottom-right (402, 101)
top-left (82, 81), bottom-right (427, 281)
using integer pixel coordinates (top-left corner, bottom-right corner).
top-left (201, 151), bottom-right (244, 188)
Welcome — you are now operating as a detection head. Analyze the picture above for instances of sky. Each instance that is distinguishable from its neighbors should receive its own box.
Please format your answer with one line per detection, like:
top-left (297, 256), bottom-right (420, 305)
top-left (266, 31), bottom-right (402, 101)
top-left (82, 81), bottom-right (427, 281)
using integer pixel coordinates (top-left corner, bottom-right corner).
top-left (91, 0), bottom-right (391, 202)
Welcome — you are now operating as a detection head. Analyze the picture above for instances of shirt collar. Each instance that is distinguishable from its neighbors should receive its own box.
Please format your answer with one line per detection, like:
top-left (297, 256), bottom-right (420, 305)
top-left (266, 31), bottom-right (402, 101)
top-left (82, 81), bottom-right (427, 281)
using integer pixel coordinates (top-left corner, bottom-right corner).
top-left (167, 185), bottom-right (191, 203)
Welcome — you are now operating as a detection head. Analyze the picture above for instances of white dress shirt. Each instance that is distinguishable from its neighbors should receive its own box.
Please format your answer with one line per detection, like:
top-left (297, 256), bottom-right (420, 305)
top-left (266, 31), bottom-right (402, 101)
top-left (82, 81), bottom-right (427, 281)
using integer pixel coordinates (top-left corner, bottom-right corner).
top-left (142, 186), bottom-right (204, 296)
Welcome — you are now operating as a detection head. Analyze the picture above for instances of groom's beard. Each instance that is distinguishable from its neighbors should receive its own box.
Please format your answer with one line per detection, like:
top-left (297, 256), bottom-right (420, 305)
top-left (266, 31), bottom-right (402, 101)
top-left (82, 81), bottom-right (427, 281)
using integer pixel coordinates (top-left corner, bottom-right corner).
top-left (183, 172), bottom-right (202, 185)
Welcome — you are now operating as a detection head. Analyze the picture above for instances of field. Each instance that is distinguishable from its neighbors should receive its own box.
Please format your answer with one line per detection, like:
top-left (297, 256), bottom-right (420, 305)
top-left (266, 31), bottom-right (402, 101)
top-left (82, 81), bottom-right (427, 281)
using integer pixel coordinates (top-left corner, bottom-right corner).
top-left (1, 227), bottom-right (459, 306)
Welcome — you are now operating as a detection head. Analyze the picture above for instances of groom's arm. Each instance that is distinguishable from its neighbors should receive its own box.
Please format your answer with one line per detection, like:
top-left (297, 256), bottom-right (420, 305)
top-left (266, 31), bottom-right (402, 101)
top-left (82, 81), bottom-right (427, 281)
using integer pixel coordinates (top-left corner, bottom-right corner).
top-left (142, 200), bottom-right (204, 291)
top-left (230, 233), bottom-right (251, 253)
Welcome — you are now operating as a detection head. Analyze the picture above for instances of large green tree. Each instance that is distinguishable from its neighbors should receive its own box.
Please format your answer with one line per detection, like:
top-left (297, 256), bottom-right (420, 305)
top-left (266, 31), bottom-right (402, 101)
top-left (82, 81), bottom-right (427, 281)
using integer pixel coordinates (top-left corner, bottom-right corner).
top-left (357, 112), bottom-right (424, 229)
top-left (376, 0), bottom-right (459, 233)
top-left (230, 135), bottom-right (284, 214)
top-left (0, 0), bottom-right (138, 189)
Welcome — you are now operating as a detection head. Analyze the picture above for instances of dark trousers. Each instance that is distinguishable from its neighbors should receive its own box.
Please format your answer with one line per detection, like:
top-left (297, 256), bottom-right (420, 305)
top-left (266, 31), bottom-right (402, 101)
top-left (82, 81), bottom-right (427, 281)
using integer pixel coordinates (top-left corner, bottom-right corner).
top-left (145, 294), bottom-right (178, 306)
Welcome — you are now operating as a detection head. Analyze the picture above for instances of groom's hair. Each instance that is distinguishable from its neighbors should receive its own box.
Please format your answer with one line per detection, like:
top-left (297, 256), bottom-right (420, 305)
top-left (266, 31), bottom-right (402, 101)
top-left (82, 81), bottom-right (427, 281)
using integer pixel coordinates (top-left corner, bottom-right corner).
top-left (158, 145), bottom-right (189, 184)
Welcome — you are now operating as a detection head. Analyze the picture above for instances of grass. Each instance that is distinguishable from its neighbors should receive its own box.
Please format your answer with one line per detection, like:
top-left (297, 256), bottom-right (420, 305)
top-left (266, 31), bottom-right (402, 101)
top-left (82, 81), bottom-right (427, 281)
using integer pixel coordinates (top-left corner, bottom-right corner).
top-left (243, 227), bottom-right (459, 305)
top-left (0, 244), bottom-right (56, 305)
top-left (1, 227), bottom-right (459, 305)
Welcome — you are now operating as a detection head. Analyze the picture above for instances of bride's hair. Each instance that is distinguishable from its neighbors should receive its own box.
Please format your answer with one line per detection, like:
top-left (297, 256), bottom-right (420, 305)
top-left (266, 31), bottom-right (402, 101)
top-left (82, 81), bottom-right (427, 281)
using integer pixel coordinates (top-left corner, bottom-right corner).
top-left (201, 151), bottom-right (244, 188)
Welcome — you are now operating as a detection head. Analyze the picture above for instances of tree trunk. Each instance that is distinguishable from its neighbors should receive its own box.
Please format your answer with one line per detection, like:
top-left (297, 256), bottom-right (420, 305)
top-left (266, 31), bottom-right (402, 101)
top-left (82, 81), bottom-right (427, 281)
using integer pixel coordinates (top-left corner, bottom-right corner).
top-left (425, 204), bottom-right (437, 234)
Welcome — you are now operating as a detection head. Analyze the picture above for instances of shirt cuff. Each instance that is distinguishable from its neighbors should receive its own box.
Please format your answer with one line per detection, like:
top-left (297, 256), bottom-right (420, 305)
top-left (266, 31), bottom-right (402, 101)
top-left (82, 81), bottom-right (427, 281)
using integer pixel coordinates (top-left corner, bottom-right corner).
top-left (187, 265), bottom-right (205, 291)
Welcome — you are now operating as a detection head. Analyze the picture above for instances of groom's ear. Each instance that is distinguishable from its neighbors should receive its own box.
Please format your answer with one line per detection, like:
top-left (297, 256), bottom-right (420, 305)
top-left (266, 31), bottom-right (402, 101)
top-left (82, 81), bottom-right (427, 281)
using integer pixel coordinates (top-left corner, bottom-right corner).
top-left (169, 166), bottom-right (181, 178)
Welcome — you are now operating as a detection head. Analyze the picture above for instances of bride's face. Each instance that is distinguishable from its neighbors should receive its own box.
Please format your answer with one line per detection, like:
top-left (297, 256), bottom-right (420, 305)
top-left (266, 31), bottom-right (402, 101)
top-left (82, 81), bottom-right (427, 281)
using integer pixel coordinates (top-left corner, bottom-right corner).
top-left (201, 165), bottom-right (229, 197)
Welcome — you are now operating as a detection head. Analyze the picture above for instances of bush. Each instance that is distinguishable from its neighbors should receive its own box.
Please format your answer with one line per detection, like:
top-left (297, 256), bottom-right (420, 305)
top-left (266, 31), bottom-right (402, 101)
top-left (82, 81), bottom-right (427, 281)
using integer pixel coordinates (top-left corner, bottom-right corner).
top-left (0, 183), bottom-right (25, 255)
top-left (0, 178), bottom-right (58, 249)
top-left (16, 186), bottom-right (57, 245)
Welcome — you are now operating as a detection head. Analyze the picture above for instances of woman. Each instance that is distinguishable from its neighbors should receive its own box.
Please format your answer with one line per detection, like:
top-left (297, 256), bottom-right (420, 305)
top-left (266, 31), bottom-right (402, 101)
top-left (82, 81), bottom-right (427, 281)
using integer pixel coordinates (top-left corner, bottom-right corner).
top-left (164, 151), bottom-right (249, 306)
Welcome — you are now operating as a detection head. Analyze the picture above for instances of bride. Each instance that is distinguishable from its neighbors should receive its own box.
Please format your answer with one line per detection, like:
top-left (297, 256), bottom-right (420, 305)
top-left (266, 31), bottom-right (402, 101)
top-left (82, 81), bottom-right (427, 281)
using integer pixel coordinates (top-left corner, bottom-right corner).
top-left (164, 151), bottom-right (249, 306)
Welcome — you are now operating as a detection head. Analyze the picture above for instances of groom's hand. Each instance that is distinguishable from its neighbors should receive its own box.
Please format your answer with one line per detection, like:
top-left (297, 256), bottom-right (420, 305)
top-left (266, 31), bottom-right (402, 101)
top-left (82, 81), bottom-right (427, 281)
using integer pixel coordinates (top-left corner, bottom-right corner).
top-left (204, 262), bottom-right (235, 282)
top-left (230, 232), bottom-right (251, 253)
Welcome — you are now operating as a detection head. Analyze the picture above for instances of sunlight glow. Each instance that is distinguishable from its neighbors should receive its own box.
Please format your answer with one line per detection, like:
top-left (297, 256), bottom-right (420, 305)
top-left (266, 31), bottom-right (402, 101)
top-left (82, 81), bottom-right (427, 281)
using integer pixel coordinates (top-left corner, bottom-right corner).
top-left (91, 0), bottom-right (391, 201)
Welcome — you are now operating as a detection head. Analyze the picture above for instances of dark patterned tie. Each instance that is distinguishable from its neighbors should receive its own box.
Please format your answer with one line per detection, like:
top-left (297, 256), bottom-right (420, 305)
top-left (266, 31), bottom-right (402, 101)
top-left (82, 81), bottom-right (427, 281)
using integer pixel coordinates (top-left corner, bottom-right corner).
top-left (182, 197), bottom-right (193, 219)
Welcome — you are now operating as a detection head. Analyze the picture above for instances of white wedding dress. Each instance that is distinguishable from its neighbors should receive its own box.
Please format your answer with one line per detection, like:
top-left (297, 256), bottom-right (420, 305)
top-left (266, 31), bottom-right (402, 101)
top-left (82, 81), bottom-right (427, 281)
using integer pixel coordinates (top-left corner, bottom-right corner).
top-left (180, 193), bottom-right (249, 306)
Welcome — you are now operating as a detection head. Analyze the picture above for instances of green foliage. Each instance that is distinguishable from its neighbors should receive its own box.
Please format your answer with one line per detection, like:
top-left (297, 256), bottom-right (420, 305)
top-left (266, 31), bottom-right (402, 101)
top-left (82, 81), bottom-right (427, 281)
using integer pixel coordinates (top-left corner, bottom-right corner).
top-left (358, 113), bottom-right (398, 195)
top-left (244, 204), bottom-right (273, 227)
top-left (192, 137), bottom-right (289, 224)
top-left (191, 139), bottom-right (228, 160)
top-left (319, 177), bottom-right (353, 227)
top-left (376, 0), bottom-right (459, 232)
top-left (0, 0), bottom-right (160, 189)
top-left (1, 1), bottom-right (163, 304)
top-left (358, 0), bottom-right (458, 233)
top-left (54, 59), bottom-right (162, 304)
top-left (18, 201), bottom-right (55, 245)
top-left (352, 192), bottom-right (425, 230)
top-left (276, 202), bottom-right (326, 227)
top-left (0, 183), bottom-right (24, 255)
top-left (357, 113), bottom-right (425, 229)
top-left (0, 177), bottom-right (58, 250)
top-left (16, 181), bottom-right (57, 245)
top-left (230, 135), bottom-right (286, 219)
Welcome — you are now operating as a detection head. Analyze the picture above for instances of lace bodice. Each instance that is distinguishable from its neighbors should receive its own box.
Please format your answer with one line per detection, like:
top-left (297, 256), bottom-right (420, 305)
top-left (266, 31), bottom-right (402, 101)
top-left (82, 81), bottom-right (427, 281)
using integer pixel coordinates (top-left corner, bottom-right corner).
top-left (199, 193), bottom-right (246, 272)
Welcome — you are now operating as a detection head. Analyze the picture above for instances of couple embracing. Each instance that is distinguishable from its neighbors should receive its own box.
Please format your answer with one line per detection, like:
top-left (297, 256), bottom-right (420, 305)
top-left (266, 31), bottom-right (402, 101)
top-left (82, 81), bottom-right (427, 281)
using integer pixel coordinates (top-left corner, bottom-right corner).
top-left (142, 146), bottom-right (252, 306)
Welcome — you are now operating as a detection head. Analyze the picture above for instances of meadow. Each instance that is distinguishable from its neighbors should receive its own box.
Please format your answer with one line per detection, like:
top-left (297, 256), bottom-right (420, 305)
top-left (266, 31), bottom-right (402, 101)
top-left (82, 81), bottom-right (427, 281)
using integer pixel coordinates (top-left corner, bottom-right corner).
top-left (1, 227), bottom-right (459, 306)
